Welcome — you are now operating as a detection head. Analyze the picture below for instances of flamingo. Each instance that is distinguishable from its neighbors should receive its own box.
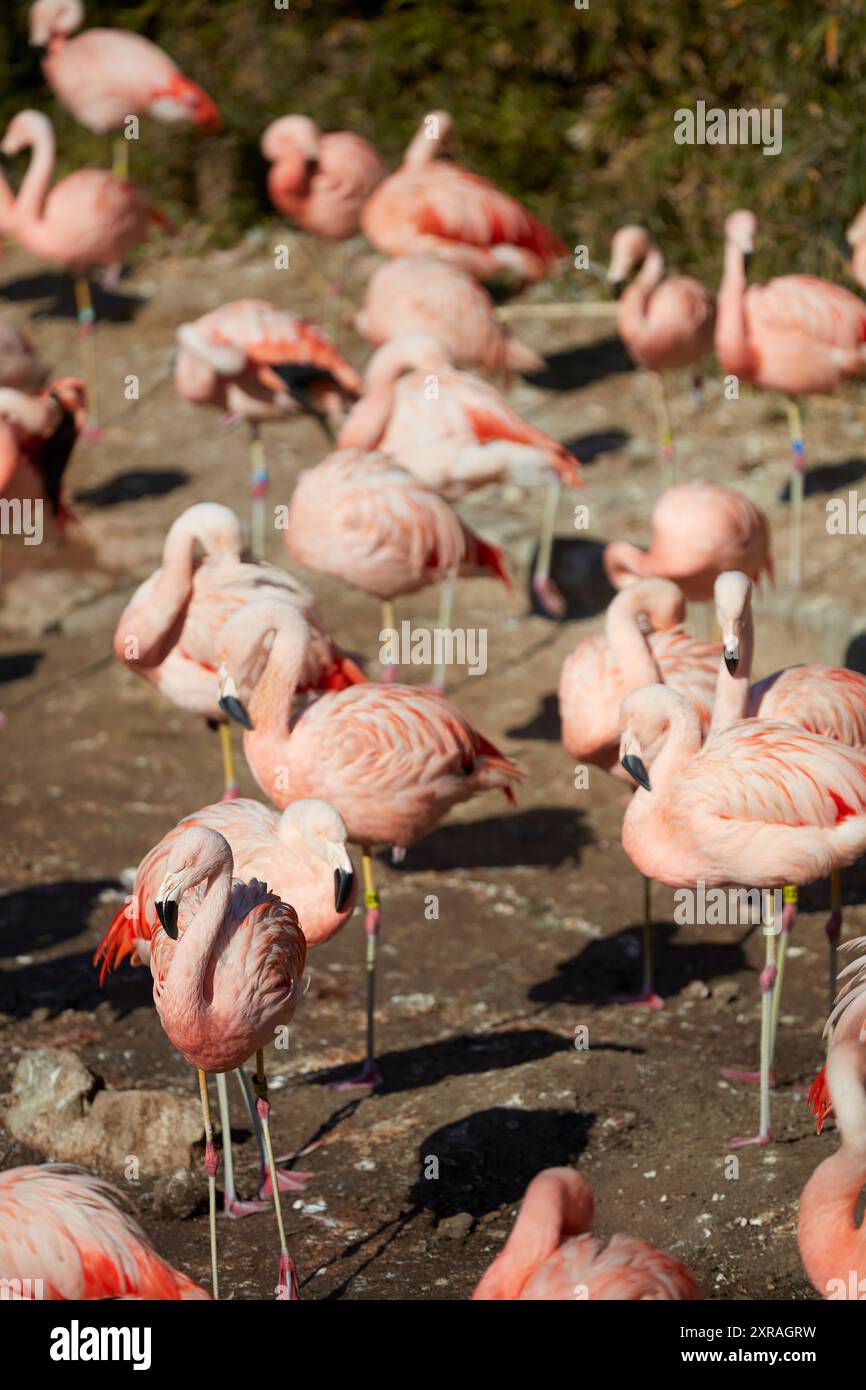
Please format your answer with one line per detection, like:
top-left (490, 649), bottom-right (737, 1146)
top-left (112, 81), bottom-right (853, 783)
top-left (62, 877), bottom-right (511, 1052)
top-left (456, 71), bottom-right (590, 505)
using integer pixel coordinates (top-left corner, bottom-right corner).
top-left (473, 1167), bottom-right (701, 1300)
top-left (362, 110), bottom-right (565, 285)
top-left (96, 796), bottom-right (355, 1216)
top-left (712, 569), bottom-right (866, 1089)
top-left (150, 825), bottom-right (307, 1299)
top-left (845, 205), bottom-right (866, 293)
top-left (716, 209), bottom-right (866, 587)
top-left (603, 479), bottom-right (773, 603)
top-left (0, 1163), bottom-right (210, 1300)
top-left (0, 109), bottom-right (168, 434)
top-left (113, 502), bottom-right (364, 800)
top-left (29, 0), bottom-right (220, 174)
top-left (0, 377), bottom-right (88, 530)
top-left (218, 604), bottom-right (524, 1088)
top-left (607, 225), bottom-right (715, 482)
top-left (261, 115), bottom-right (385, 241)
top-left (0, 317), bottom-right (46, 391)
top-left (337, 334), bottom-right (581, 616)
top-left (174, 300), bottom-right (361, 557)
top-left (618, 683), bottom-right (866, 1147)
top-left (799, 1039), bottom-right (866, 1298)
top-left (558, 579), bottom-right (720, 1006)
top-left (808, 937), bottom-right (866, 1137)
top-left (356, 255), bottom-right (544, 377)
top-left (283, 447), bottom-right (509, 688)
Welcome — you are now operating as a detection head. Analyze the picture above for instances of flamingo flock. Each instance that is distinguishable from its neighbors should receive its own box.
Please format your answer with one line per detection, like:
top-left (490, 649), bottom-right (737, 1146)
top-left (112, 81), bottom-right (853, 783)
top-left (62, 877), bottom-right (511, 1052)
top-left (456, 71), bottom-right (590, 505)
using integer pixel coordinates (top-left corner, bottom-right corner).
top-left (3, 0), bottom-right (866, 1310)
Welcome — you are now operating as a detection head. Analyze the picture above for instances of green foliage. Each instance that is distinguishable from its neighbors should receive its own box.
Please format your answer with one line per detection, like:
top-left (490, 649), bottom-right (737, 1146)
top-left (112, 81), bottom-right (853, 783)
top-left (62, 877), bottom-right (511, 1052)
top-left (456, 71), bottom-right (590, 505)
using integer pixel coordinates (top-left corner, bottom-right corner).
top-left (3, 0), bottom-right (865, 280)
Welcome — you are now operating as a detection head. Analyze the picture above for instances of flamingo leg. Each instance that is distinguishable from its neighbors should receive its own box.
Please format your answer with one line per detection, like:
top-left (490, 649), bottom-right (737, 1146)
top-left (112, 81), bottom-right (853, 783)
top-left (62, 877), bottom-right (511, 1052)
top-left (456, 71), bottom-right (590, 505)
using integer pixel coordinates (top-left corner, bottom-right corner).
top-left (727, 892), bottom-right (777, 1148)
top-left (336, 845), bottom-right (383, 1089)
top-left (431, 578), bottom-right (456, 693)
top-left (253, 1049), bottom-right (300, 1300)
top-left (721, 887), bottom-right (795, 1089)
top-left (216, 1071), bottom-right (270, 1218)
top-left (650, 372), bottom-right (674, 487)
top-left (74, 277), bottom-right (101, 439)
top-left (613, 875), bottom-right (664, 1009)
top-left (786, 397), bottom-right (805, 588)
top-left (826, 870), bottom-right (843, 1032)
top-left (218, 722), bottom-right (239, 801)
top-left (380, 599), bottom-right (397, 683)
top-left (111, 137), bottom-right (130, 180)
top-left (233, 1067), bottom-right (311, 1199)
top-left (197, 1069), bottom-right (220, 1297)
top-left (532, 479), bottom-right (566, 617)
top-left (249, 424), bottom-right (268, 560)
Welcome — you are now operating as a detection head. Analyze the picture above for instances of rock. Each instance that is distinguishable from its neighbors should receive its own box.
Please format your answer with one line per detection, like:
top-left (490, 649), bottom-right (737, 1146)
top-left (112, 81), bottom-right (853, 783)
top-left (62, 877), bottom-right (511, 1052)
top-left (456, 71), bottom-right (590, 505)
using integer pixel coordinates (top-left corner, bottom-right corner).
top-left (6, 1048), bottom-right (204, 1177)
top-left (683, 979), bottom-right (711, 1001)
top-left (436, 1212), bottom-right (473, 1241)
top-left (713, 980), bottom-right (741, 1005)
top-left (153, 1168), bottom-right (207, 1220)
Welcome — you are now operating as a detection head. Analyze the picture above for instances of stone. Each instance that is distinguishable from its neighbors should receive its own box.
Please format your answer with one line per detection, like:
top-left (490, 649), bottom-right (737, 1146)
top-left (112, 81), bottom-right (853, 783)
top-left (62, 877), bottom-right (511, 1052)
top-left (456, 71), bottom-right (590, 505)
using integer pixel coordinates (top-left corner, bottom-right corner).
top-left (436, 1212), bottom-right (473, 1241)
top-left (153, 1167), bottom-right (207, 1220)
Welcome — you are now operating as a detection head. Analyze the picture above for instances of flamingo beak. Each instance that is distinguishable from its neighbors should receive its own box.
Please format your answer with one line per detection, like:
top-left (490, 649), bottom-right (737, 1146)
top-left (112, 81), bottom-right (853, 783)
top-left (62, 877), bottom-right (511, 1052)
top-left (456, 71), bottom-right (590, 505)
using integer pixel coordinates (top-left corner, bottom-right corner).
top-left (155, 896), bottom-right (179, 940)
top-left (334, 867), bottom-right (354, 913)
top-left (724, 639), bottom-right (740, 676)
top-left (217, 664), bottom-right (254, 730)
top-left (621, 753), bottom-right (651, 792)
top-left (608, 279), bottom-right (624, 300)
top-left (743, 251), bottom-right (753, 273)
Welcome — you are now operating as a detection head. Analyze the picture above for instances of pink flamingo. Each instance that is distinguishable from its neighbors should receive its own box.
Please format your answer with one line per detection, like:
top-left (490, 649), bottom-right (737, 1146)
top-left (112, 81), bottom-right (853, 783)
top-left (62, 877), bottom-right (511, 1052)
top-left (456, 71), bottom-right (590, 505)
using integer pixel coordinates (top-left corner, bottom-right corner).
top-left (799, 1039), bottom-right (866, 1298)
top-left (337, 334), bottom-right (581, 615)
top-left (808, 936), bottom-right (866, 1137)
top-left (284, 447), bottom-right (509, 688)
top-left (473, 1167), bottom-right (701, 1300)
top-left (608, 225), bottom-right (714, 481)
top-left (0, 376), bottom-right (87, 529)
top-left (558, 579), bottom-right (720, 1006)
top-left (356, 255), bottom-right (544, 377)
top-left (96, 796), bottom-right (355, 1216)
top-left (0, 1163), bottom-right (210, 1300)
top-left (150, 825), bottom-right (307, 1298)
top-left (174, 300), bottom-right (361, 557)
top-left (603, 479), bottom-right (773, 603)
top-left (0, 109), bottom-right (168, 433)
top-left (618, 683), bottom-right (866, 1148)
top-left (261, 115), bottom-right (385, 241)
top-left (716, 209), bottom-right (866, 586)
top-left (114, 501), bottom-right (364, 799)
top-left (362, 110), bottom-right (565, 284)
top-left (29, 0), bottom-right (220, 163)
top-left (218, 604), bottom-right (524, 1088)
top-left (0, 318), bottom-right (46, 391)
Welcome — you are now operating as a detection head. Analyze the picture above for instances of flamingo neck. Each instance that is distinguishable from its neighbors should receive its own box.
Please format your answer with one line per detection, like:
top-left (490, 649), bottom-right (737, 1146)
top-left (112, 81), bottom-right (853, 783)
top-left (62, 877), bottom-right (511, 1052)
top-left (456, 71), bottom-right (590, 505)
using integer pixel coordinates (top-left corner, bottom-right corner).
top-left (709, 603), bottom-right (755, 735)
top-left (169, 859), bottom-right (233, 1018)
top-left (403, 119), bottom-right (444, 167)
top-left (606, 595), bottom-right (664, 692)
top-left (248, 622), bottom-right (305, 735)
top-left (13, 125), bottom-right (56, 227)
top-left (639, 699), bottom-right (702, 800)
top-left (474, 1170), bottom-right (593, 1299)
top-left (800, 1146), bottom-right (866, 1296)
top-left (130, 525), bottom-right (197, 666)
top-left (625, 244), bottom-right (665, 315)
top-left (716, 239), bottom-right (754, 377)
top-left (603, 541), bottom-right (651, 589)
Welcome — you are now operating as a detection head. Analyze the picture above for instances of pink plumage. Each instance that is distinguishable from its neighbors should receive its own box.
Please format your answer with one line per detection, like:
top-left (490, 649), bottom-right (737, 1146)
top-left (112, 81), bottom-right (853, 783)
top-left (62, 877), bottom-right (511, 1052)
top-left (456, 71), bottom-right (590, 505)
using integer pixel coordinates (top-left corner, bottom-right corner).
top-left (603, 480), bottom-right (773, 602)
top-left (0, 377), bottom-right (87, 527)
top-left (799, 1040), bottom-right (866, 1298)
top-left (609, 225), bottom-right (715, 373)
top-left (473, 1168), bottom-right (700, 1300)
top-left (262, 115), bottom-right (385, 241)
top-left (0, 1164), bottom-right (209, 1300)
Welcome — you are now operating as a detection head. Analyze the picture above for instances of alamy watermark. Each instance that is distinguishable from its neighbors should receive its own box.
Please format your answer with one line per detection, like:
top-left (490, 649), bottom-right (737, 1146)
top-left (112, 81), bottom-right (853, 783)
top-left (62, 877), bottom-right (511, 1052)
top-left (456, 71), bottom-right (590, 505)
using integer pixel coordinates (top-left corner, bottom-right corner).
top-left (674, 101), bottom-right (782, 157)
top-left (0, 497), bottom-right (43, 545)
top-left (674, 883), bottom-right (783, 929)
top-left (379, 622), bottom-right (487, 676)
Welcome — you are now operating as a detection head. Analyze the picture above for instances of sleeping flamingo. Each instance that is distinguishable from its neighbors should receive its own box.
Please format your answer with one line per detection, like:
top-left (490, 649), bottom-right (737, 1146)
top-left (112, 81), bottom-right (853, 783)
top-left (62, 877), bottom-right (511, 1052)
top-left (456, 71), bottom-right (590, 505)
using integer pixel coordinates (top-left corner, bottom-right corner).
top-left (284, 448), bottom-right (509, 688)
top-left (0, 318), bottom-right (46, 392)
top-left (356, 255), bottom-right (544, 377)
top-left (0, 109), bottom-right (168, 434)
top-left (473, 1167), bottom-right (701, 1300)
top-left (618, 683), bottom-right (866, 1147)
top-left (174, 300), bottom-right (361, 557)
top-left (799, 1039), bottom-right (866, 1298)
top-left (603, 479), bottom-right (773, 603)
top-left (113, 502), bottom-right (364, 800)
top-left (150, 826), bottom-right (307, 1299)
top-left (218, 604), bottom-right (523, 1088)
top-left (362, 110), bottom-right (565, 284)
top-left (0, 1164), bottom-right (209, 1300)
top-left (337, 334), bottom-right (581, 616)
top-left (558, 579), bottom-right (720, 1006)
top-left (262, 115), bottom-right (385, 241)
top-left (608, 225), bottom-right (715, 481)
top-left (96, 796), bottom-right (355, 1216)
top-left (716, 209), bottom-right (866, 586)
top-left (0, 377), bottom-right (88, 530)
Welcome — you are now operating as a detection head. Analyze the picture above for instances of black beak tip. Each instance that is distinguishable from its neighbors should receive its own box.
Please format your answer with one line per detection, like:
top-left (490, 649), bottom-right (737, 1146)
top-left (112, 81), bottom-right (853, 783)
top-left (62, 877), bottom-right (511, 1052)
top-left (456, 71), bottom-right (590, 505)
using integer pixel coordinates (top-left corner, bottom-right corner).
top-left (621, 753), bottom-right (651, 792)
top-left (725, 653), bottom-right (740, 676)
top-left (219, 695), bottom-right (254, 731)
top-left (609, 280), bottom-right (624, 301)
top-left (155, 898), bottom-right (179, 940)
top-left (844, 237), bottom-right (854, 259)
top-left (743, 251), bottom-right (753, 272)
top-left (334, 867), bottom-right (354, 913)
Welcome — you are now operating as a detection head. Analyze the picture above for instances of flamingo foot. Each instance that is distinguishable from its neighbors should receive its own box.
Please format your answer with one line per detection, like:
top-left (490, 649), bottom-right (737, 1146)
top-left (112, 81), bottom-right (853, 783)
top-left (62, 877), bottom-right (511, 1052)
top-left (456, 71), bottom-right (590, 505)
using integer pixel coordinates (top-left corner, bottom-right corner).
top-left (611, 989), bottom-right (664, 1010)
top-left (334, 1060), bottom-right (383, 1091)
top-left (727, 1130), bottom-right (775, 1150)
top-left (258, 1167), bottom-right (312, 1198)
top-left (532, 574), bottom-right (567, 619)
top-left (720, 1067), bottom-right (778, 1089)
top-left (220, 784), bottom-right (240, 802)
top-left (380, 664), bottom-right (397, 684)
top-left (276, 1251), bottom-right (300, 1301)
top-left (223, 1194), bottom-right (271, 1219)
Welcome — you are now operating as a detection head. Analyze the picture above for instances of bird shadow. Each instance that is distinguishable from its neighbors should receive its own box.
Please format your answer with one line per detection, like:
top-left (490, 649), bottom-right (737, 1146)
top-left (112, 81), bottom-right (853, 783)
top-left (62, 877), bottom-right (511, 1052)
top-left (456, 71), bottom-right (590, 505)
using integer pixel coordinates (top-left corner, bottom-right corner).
top-left (0, 272), bottom-right (145, 324)
top-left (398, 806), bottom-right (591, 872)
top-left (527, 534), bottom-right (616, 620)
top-left (309, 1027), bottom-right (574, 1095)
top-left (506, 692), bottom-right (560, 743)
top-left (0, 650), bottom-right (43, 684)
top-left (779, 457), bottom-right (866, 501)
top-left (562, 428), bottom-right (630, 464)
top-left (0, 879), bottom-right (116, 960)
top-left (845, 633), bottom-right (866, 675)
top-left (526, 335), bottom-right (633, 393)
top-left (74, 469), bottom-right (190, 508)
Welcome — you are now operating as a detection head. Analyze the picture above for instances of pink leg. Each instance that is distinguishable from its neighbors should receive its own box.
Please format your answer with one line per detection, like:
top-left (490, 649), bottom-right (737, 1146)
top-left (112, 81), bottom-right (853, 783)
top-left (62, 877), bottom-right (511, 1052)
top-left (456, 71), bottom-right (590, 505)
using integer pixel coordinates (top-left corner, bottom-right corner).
top-left (336, 857), bottom-right (384, 1090)
top-left (727, 947), bottom-right (777, 1149)
top-left (612, 880), bottom-right (664, 1009)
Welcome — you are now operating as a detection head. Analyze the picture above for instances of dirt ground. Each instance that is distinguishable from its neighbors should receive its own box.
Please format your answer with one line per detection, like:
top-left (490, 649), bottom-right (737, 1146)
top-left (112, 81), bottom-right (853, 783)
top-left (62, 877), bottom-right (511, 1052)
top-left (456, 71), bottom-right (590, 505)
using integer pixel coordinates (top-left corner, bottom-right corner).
top-left (2, 230), bottom-right (866, 1302)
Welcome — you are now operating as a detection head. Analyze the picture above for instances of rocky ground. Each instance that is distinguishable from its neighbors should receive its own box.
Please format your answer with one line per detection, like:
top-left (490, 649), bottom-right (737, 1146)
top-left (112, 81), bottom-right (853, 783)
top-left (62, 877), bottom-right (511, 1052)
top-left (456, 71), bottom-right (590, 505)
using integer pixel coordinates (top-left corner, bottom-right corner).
top-left (2, 231), bottom-right (866, 1300)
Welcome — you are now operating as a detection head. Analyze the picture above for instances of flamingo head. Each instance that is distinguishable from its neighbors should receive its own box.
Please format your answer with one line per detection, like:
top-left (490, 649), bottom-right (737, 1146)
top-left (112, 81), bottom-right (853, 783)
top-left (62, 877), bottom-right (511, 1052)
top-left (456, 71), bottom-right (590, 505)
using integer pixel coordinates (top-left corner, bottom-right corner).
top-left (713, 570), bottom-right (752, 675)
top-left (607, 225), bottom-right (652, 294)
top-left (261, 115), bottom-right (321, 173)
top-left (279, 800), bottom-right (356, 913)
top-left (365, 332), bottom-right (452, 389)
top-left (168, 501), bottom-right (244, 561)
top-left (154, 827), bottom-right (231, 940)
top-left (29, 0), bottom-right (83, 46)
top-left (724, 210), bottom-right (756, 266)
top-left (1, 110), bottom-right (52, 158)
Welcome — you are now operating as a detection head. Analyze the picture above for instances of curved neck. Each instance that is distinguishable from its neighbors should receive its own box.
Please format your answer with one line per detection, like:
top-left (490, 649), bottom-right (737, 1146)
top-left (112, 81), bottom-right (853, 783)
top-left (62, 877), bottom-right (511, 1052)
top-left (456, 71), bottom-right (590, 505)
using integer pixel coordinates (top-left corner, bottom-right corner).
top-left (474, 1170), bottom-right (592, 1299)
top-left (710, 603), bottom-right (755, 734)
top-left (603, 541), bottom-right (650, 588)
top-left (404, 118), bottom-right (445, 167)
top-left (13, 125), bottom-right (56, 226)
top-left (716, 239), bottom-right (753, 376)
top-left (248, 621), bottom-right (306, 733)
top-left (624, 244), bottom-right (665, 315)
top-left (169, 857), bottom-right (233, 1015)
top-left (606, 594), bottom-right (664, 691)
top-left (640, 698), bottom-right (703, 800)
top-left (130, 522), bottom-right (198, 666)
